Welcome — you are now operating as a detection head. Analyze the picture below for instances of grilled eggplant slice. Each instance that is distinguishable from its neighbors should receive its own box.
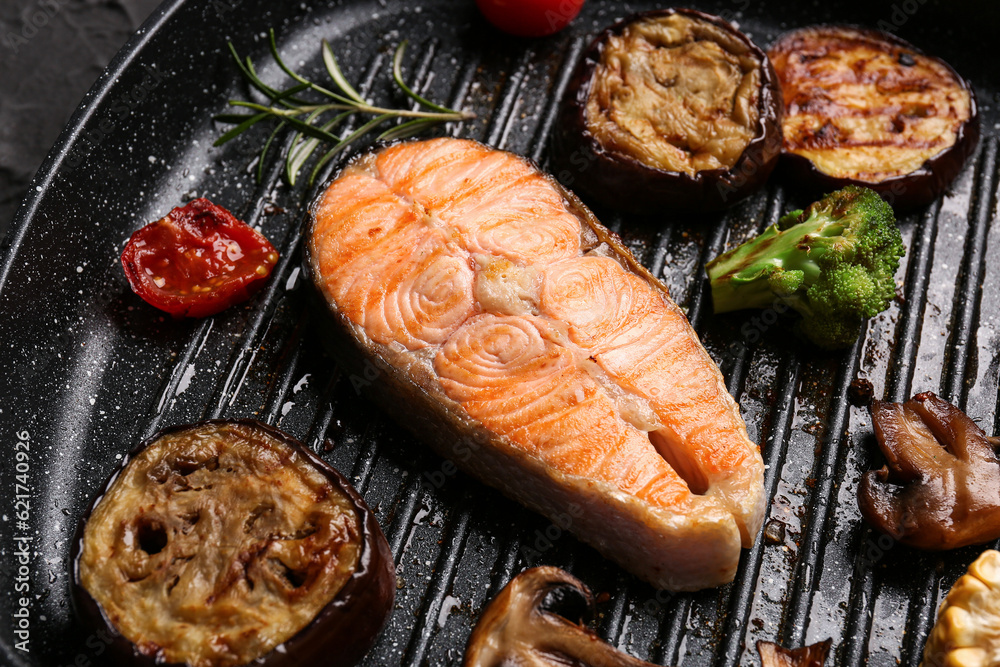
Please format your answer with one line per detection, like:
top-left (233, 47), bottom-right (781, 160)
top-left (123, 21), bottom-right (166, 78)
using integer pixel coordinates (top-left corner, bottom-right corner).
top-left (550, 8), bottom-right (783, 213)
top-left (305, 138), bottom-right (765, 591)
top-left (769, 25), bottom-right (978, 209)
top-left (71, 420), bottom-right (394, 667)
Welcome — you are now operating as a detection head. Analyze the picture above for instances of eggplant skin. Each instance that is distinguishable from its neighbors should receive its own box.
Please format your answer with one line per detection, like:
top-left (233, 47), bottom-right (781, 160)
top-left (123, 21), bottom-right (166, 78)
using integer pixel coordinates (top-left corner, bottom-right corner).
top-left (550, 8), bottom-right (783, 214)
top-left (70, 420), bottom-right (395, 667)
top-left (769, 25), bottom-right (979, 210)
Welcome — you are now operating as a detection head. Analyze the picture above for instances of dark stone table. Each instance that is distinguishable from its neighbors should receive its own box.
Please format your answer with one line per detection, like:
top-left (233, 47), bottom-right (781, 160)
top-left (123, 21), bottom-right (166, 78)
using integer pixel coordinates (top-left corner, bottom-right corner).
top-left (0, 0), bottom-right (161, 242)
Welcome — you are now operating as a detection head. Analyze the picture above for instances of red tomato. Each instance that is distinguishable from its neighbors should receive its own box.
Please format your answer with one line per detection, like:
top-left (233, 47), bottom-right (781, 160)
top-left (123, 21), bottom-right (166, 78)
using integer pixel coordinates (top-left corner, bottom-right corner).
top-left (121, 198), bottom-right (278, 318)
top-left (476, 0), bottom-right (585, 37)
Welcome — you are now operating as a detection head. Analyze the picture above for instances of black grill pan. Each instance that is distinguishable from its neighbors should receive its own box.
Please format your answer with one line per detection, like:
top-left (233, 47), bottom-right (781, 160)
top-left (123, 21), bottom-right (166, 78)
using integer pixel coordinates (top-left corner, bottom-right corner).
top-left (0, 0), bottom-right (998, 665)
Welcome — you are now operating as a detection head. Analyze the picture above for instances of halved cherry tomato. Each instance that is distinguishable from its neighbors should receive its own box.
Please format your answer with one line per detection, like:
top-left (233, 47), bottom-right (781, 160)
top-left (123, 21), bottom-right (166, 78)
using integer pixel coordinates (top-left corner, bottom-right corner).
top-left (121, 198), bottom-right (278, 318)
top-left (476, 0), bottom-right (585, 37)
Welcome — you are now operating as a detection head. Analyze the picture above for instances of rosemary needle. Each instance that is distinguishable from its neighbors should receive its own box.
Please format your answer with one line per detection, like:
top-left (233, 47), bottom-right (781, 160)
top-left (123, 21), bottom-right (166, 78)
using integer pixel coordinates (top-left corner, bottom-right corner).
top-left (215, 29), bottom-right (475, 186)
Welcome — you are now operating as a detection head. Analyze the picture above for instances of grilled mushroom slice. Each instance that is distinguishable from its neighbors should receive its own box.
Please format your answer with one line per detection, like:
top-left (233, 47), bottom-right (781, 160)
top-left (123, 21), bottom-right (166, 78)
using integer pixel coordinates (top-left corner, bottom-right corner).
top-left (859, 393), bottom-right (1000, 550)
top-left (768, 26), bottom-right (979, 209)
top-left (71, 420), bottom-right (394, 667)
top-left (550, 8), bottom-right (782, 213)
top-left (758, 640), bottom-right (832, 667)
top-left (464, 566), bottom-right (657, 667)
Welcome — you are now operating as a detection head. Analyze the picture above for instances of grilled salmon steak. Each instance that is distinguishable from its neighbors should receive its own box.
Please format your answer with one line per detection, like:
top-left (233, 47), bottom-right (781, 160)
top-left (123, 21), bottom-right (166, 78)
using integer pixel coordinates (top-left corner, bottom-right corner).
top-left (307, 138), bottom-right (764, 590)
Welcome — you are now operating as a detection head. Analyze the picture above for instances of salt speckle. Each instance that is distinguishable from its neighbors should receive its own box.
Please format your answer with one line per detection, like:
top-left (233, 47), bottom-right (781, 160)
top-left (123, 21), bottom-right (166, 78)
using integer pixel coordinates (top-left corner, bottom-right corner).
top-left (148, 155), bottom-right (157, 163)
top-left (437, 596), bottom-right (460, 627)
top-left (285, 266), bottom-right (301, 291)
top-left (76, 266), bottom-right (83, 273)
top-left (177, 363), bottom-right (197, 394)
top-left (89, 398), bottom-right (95, 406)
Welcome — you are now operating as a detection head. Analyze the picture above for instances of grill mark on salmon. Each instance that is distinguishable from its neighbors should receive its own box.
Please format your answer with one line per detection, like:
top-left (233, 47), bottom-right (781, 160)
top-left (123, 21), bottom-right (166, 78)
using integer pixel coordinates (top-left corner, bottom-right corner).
top-left (307, 138), bottom-right (764, 590)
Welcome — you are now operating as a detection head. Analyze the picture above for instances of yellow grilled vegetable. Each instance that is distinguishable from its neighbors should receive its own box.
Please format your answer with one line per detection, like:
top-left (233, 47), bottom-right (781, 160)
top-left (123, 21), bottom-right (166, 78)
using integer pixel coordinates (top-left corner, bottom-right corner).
top-left (923, 550), bottom-right (1000, 667)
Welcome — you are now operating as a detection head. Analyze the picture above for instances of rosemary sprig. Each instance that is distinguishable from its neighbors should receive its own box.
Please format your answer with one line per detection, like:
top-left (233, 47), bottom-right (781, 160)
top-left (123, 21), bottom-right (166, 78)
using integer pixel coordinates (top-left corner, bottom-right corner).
top-left (215, 29), bottom-right (475, 186)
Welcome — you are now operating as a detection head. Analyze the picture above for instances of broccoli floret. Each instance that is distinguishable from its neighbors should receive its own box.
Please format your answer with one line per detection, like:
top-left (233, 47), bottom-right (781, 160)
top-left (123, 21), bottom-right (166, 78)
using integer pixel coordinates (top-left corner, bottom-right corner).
top-left (705, 186), bottom-right (905, 349)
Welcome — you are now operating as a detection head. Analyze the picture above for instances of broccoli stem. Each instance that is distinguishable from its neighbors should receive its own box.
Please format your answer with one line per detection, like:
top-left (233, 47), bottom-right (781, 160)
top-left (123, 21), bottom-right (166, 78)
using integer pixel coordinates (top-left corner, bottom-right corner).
top-left (708, 260), bottom-right (789, 313)
top-left (706, 215), bottom-right (840, 313)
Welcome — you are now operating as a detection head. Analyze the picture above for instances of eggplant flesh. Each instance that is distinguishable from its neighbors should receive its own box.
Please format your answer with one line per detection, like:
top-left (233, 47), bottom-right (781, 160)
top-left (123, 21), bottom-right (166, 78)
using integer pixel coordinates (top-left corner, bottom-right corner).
top-left (769, 25), bottom-right (978, 209)
top-left (551, 9), bottom-right (782, 214)
top-left (587, 13), bottom-right (762, 175)
top-left (71, 420), bottom-right (395, 667)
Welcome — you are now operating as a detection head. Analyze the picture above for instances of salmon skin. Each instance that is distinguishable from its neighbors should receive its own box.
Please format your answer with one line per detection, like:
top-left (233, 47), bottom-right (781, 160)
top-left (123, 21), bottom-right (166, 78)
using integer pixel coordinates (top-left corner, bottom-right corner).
top-left (306, 138), bottom-right (764, 591)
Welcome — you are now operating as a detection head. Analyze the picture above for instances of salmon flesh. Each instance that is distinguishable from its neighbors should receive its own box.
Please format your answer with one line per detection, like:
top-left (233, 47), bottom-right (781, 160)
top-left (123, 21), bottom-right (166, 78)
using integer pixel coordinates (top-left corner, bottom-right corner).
top-left (306, 138), bottom-right (765, 591)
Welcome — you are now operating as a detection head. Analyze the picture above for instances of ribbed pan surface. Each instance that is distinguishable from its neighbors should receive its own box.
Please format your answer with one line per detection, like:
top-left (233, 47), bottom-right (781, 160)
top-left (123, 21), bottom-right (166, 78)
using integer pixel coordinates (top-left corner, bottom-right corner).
top-left (0, 0), bottom-right (998, 665)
